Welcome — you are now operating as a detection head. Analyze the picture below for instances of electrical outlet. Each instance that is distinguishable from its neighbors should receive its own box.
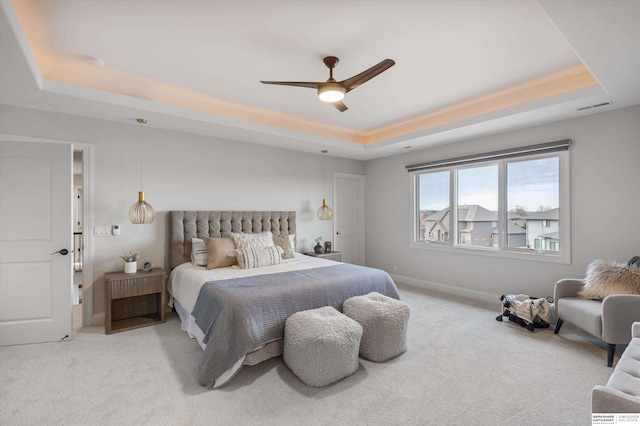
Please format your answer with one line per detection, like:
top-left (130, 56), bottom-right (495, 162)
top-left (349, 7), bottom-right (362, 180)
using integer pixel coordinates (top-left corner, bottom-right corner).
top-left (94, 226), bottom-right (111, 237)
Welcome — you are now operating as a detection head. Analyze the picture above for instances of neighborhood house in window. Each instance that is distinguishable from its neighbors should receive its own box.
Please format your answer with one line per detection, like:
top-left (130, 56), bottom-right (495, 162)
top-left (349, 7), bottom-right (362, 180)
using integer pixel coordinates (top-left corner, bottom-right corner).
top-left (420, 205), bottom-right (560, 251)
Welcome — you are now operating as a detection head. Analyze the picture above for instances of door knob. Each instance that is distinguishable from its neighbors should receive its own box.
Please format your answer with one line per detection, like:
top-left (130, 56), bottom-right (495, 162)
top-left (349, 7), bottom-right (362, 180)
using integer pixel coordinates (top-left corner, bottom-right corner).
top-left (50, 249), bottom-right (69, 256)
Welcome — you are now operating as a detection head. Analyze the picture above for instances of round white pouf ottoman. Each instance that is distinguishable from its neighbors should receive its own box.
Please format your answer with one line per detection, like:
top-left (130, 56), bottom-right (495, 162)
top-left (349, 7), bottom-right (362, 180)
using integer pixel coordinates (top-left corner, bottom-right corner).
top-left (284, 306), bottom-right (363, 387)
top-left (343, 292), bottom-right (410, 362)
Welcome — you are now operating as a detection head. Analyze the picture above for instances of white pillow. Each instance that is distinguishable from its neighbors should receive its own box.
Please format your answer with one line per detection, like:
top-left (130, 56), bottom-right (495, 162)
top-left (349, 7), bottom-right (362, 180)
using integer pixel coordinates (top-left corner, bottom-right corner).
top-left (235, 246), bottom-right (284, 269)
top-left (288, 234), bottom-right (296, 252)
top-left (191, 238), bottom-right (208, 266)
top-left (231, 232), bottom-right (275, 250)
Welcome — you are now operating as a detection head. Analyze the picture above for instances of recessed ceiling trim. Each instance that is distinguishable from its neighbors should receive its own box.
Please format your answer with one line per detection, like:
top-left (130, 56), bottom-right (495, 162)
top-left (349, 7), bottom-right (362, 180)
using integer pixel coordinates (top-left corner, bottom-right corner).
top-left (0, 0), bottom-right (42, 90)
top-left (6, 0), bottom-right (637, 162)
top-left (41, 60), bottom-right (597, 148)
top-left (363, 65), bottom-right (598, 144)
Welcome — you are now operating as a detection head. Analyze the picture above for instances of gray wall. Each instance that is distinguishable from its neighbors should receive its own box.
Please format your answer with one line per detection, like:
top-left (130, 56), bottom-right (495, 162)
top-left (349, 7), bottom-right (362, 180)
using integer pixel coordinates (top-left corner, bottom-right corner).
top-left (2, 103), bottom-right (638, 318)
top-left (0, 104), bottom-right (364, 320)
top-left (364, 105), bottom-right (640, 301)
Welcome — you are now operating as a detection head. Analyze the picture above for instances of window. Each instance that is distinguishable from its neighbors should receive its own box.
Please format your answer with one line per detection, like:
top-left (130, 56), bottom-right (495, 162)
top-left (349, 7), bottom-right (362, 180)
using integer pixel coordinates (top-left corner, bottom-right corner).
top-left (507, 157), bottom-right (560, 252)
top-left (408, 141), bottom-right (570, 263)
top-left (458, 165), bottom-right (498, 248)
top-left (417, 170), bottom-right (449, 243)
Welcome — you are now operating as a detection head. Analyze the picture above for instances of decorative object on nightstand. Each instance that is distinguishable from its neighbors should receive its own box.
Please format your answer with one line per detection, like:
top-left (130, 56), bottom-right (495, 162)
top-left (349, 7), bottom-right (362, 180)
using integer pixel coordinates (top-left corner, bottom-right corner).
top-left (120, 251), bottom-right (139, 274)
top-left (314, 236), bottom-right (324, 253)
top-left (143, 261), bottom-right (152, 272)
top-left (324, 241), bottom-right (332, 253)
top-left (104, 268), bottom-right (166, 334)
top-left (304, 251), bottom-right (342, 262)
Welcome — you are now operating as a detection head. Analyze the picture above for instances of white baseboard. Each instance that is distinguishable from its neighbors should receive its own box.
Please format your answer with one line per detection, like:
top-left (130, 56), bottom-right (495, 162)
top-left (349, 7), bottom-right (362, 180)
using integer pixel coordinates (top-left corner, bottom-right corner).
top-left (389, 273), bottom-right (500, 305)
top-left (90, 313), bottom-right (104, 328)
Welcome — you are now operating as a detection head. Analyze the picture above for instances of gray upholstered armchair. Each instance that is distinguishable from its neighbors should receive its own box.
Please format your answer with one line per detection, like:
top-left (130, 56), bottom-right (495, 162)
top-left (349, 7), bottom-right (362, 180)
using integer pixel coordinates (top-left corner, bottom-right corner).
top-left (554, 278), bottom-right (640, 366)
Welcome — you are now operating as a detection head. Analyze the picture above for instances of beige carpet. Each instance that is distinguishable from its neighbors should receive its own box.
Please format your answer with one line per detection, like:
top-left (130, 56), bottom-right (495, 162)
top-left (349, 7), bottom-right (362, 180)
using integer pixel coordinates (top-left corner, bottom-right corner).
top-left (0, 284), bottom-right (616, 425)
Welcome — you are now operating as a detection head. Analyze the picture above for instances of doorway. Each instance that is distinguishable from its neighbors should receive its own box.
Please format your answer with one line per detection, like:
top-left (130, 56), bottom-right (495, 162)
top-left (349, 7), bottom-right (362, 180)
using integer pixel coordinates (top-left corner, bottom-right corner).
top-left (334, 173), bottom-right (365, 265)
top-left (74, 143), bottom-right (94, 330)
top-left (73, 150), bottom-right (83, 333)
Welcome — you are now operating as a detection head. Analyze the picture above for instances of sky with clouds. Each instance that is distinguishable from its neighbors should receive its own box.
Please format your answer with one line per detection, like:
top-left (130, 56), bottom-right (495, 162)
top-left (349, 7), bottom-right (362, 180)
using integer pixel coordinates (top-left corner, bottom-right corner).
top-left (419, 157), bottom-right (559, 212)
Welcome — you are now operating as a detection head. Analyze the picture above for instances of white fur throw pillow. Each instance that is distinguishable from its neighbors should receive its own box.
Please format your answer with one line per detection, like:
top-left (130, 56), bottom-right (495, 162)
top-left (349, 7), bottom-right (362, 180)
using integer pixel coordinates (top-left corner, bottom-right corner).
top-left (579, 259), bottom-right (640, 299)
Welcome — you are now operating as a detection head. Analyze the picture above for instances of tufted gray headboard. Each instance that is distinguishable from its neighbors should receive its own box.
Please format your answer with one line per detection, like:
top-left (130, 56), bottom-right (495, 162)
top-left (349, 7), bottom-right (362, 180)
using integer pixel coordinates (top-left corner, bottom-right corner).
top-left (169, 211), bottom-right (296, 269)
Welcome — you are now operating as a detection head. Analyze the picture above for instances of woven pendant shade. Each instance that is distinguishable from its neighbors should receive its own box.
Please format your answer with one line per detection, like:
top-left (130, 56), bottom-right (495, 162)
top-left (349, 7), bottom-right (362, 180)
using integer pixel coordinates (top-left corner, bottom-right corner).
top-left (317, 198), bottom-right (334, 220)
top-left (129, 191), bottom-right (156, 224)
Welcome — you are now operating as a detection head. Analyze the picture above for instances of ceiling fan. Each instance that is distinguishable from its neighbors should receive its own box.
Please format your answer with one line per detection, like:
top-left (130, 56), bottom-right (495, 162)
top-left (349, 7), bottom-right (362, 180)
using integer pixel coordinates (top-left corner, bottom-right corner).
top-left (260, 56), bottom-right (395, 112)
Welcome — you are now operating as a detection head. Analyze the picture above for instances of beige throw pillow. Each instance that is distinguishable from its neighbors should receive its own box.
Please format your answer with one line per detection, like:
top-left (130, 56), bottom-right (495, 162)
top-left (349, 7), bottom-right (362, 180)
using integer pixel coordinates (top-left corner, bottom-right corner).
top-left (272, 234), bottom-right (294, 259)
top-left (578, 259), bottom-right (640, 299)
top-left (202, 237), bottom-right (237, 269)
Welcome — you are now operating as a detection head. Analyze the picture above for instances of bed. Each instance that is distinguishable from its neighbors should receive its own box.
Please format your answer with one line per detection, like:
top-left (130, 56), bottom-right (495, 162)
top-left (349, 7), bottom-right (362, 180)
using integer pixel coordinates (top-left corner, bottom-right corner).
top-left (168, 211), bottom-right (400, 388)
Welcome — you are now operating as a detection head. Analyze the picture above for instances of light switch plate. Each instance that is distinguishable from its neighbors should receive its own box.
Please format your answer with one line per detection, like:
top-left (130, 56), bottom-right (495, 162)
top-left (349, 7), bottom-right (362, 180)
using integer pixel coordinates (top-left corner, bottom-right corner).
top-left (94, 226), bottom-right (111, 237)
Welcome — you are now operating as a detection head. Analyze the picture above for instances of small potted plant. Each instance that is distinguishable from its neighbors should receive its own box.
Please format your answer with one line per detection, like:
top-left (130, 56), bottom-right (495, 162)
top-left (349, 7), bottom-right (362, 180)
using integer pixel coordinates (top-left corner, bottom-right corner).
top-left (314, 236), bottom-right (324, 254)
top-left (121, 251), bottom-right (139, 274)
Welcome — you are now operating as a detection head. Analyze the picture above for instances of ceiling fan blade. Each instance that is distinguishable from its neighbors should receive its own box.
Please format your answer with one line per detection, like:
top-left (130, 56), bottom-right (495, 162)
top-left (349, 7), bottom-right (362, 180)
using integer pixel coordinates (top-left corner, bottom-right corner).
top-left (332, 101), bottom-right (348, 112)
top-left (260, 81), bottom-right (320, 89)
top-left (340, 59), bottom-right (395, 93)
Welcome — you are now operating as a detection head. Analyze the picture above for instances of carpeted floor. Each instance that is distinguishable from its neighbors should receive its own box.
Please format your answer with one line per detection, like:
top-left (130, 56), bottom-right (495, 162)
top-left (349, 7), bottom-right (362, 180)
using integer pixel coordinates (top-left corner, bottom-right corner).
top-left (0, 284), bottom-right (616, 425)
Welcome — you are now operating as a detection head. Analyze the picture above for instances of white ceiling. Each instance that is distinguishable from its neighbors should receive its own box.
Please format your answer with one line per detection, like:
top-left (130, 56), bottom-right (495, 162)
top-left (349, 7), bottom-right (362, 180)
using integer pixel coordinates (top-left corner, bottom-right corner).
top-left (1, 0), bottom-right (639, 160)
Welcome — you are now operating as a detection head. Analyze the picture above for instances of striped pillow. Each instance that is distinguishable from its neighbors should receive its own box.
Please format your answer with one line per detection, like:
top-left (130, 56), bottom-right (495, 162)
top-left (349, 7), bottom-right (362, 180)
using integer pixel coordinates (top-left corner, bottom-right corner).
top-left (235, 246), bottom-right (284, 269)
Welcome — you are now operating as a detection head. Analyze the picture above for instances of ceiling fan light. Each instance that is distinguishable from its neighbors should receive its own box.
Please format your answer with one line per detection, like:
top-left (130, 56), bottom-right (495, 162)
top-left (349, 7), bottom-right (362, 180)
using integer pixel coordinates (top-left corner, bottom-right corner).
top-left (318, 84), bottom-right (345, 102)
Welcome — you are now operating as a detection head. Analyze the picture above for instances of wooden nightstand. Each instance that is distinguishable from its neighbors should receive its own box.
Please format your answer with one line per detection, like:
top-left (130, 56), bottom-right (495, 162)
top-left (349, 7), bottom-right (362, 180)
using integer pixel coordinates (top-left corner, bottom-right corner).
top-left (104, 268), bottom-right (166, 335)
top-left (304, 251), bottom-right (342, 262)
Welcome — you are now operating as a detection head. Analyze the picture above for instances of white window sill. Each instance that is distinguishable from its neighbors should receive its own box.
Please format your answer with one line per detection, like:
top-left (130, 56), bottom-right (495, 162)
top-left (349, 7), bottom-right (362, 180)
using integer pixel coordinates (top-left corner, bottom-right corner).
top-left (410, 241), bottom-right (570, 264)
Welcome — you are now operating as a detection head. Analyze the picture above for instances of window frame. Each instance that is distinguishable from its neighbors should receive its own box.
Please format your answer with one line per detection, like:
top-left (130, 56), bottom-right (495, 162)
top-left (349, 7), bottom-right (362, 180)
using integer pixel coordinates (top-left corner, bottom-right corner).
top-left (410, 149), bottom-right (570, 264)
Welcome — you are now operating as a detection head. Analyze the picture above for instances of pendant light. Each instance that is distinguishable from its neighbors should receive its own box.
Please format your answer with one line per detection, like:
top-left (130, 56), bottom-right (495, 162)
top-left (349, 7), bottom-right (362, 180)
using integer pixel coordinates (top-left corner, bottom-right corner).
top-left (317, 149), bottom-right (334, 220)
top-left (128, 118), bottom-right (155, 224)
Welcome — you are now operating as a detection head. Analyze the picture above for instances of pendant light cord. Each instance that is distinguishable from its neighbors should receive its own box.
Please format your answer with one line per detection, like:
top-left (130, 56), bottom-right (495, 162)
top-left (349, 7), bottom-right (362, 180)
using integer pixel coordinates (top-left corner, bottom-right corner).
top-left (139, 121), bottom-right (143, 192)
top-left (136, 118), bottom-right (147, 193)
top-left (322, 149), bottom-right (328, 198)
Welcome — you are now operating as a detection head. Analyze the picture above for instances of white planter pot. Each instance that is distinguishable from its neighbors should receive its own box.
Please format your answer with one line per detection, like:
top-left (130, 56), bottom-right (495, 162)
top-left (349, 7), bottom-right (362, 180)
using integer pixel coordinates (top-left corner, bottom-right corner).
top-left (124, 261), bottom-right (137, 274)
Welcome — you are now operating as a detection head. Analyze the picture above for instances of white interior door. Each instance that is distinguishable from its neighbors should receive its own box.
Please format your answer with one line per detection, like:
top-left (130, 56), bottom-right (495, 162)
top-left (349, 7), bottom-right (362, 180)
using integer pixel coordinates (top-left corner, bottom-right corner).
top-left (335, 174), bottom-right (365, 265)
top-left (0, 141), bottom-right (72, 345)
